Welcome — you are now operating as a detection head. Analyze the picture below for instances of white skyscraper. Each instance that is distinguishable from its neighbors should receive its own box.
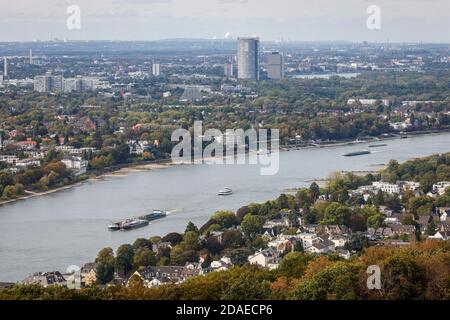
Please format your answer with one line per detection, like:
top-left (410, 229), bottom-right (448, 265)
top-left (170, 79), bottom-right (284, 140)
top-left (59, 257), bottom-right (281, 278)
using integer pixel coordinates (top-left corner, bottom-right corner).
top-left (3, 57), bottom-right (8, 79)
top-left (267, 52), bottom-right (285, 80)
top-left (224, 62), bottom-right (234, 78)
top-left (34, 73), bottom-right (63, 93)
top-left (237, 38), bottom-right (259, 80)
top-left (152, 63), bottom-right (161, 77)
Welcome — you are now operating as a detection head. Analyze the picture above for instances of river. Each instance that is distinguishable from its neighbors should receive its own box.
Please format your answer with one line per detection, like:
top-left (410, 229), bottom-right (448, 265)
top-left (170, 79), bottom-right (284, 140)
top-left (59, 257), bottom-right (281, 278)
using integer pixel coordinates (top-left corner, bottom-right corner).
top-left (1, 132), bottom-right (450, 281)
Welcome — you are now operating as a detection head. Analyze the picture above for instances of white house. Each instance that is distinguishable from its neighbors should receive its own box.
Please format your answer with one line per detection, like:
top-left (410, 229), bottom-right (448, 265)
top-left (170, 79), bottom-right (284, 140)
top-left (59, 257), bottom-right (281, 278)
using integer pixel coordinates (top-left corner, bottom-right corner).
top-left (61, 156), bottom-right (88, 175)
top-left (248, 249), bottom-right (280, 270)
top-left (372, 182), bottom-right (401, 195)
top-left (296, 233), bottom-right (319, 250)
top-left (210, 256), bottom-right (233, 271)
top-left (306, 238), bottom-right (335, 255)
top-left (329, 235), bottom-right (348, 248)
top-left (433, 182), bottom-right (450, 196)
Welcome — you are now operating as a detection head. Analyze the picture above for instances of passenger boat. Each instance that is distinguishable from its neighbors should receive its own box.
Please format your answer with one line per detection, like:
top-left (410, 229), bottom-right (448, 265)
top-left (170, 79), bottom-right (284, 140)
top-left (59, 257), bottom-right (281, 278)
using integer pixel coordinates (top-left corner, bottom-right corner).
top-left (218, 187), bottom-right (233, 196)
top-left (368, 143), bottom-right (387, 148)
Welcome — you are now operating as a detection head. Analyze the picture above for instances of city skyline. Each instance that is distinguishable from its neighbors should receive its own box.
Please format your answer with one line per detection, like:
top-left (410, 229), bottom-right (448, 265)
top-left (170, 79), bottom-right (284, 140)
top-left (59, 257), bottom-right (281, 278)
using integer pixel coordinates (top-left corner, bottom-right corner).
top-left (0, 0), bottom-right (449, 43)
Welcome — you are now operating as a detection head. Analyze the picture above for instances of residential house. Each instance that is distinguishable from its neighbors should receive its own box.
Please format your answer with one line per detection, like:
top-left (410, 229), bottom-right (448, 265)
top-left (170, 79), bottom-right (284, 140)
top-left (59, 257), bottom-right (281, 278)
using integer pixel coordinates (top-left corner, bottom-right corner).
top-left (129, 266), bottom-right (201, 288)
top-left (336, 248), bottom-right (351, 260)
top-left (437, 208), bottom-right (450, 222)
top-left (248, 249), bottom-right (281, 270)
top-left (127, 140), bottom-right (149, 155)
top-left (368, 227), bottom-right (394, 239)
top-left (307, 238), bottom-right (335, 255)
top-left (267, 236), bottom-right (295, 254)
top-left (81, 263), bottom-right (97, 287)
top-left (379, 206), bottom-right (394, 217)
top-left (61, 156), bottom-right (88, 176)
top-left (22, 271), bottom-right (66, 287)
top-left (210, 256), bottom-right (233, 271)
top-left (209, 231), bottom-right (224, 244)
top-left (296, 232), bottom-right (319, 250)
top-left (390, 224), bottom-right (416, 237)
top-left (397, 181), bottom-right (421, 192)
top-left (329, 235), bottom-right (349, 248)
top-left (372, 182), bottom-right (401, 195)
top-left (433, 182), bottom-right (450, 196)
top-left (152, 242), bottom-right (172, 253)
top-left (17, 138), bottom-right (38, 151)
top-left (324, 225), bottom-right (350, 236)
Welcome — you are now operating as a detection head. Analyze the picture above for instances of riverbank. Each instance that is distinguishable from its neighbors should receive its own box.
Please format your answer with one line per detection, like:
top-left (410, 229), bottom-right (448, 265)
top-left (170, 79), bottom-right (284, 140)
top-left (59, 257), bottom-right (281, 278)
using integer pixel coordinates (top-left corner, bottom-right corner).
top-left (0, 182), bottom-right (86, 206)
top-left (0, 160), bottom-right (176, 206)
top-left (1, 128), bottom-right (449, 207)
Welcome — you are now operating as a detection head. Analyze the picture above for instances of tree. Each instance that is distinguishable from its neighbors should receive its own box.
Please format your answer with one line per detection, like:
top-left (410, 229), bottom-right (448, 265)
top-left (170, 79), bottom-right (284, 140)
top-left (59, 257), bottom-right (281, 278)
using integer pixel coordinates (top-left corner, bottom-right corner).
top-left (170, 246), bottom-right (184, 265)
top-left (204, 237), bottom-right (223, 255)
top-left (230, 248), bottom-right (253, 266)
top-left (291, 262), bottom-right (362, 300)
top-left (310, 182), bottom-right (321, 200)
top-left (132, 238), bottom-right (152, 251)
top-left (162, 233), bottom-right (183, 246)
top-left (241, 215), bottom-right (264, 240)
top-left (367, 214), bottom-right (385, 229)
top-left (115, 244), bottom-right (135, 276)
top-left (349, 214), bottom-right (367, 232)
top-left (95, 247), bottom-right (115, 285)
top-left (133, 248), bottom-right (156, 268)
top-left (211, 211), bottom-right (238, 229)
top-left (222, 230), bottom-right (245, 249)
top-left (382, 254), bottom-right (426, 299)
top-left (185, 221), bottom-right (199, 234)
top-left (96, 262), bottom-right (115, 285)
top-left (180, 232), bottom-right (200, 251)
top-left (276, 194), bottom-right (289, 209)
top-left (179, 250), bottom-right (199, 265)
top-left (322, 202), bottom-right (352, 226)
top-left (277, 252), bottom-right (311, 278)
top-left (236, 206), bottom-right (251, 222)
top-left (95, 247), bottom-right (115, 265)
top-left (222, 275), bottom-right (271, 300)
top-left (294, 241), bottom-right (304, 253)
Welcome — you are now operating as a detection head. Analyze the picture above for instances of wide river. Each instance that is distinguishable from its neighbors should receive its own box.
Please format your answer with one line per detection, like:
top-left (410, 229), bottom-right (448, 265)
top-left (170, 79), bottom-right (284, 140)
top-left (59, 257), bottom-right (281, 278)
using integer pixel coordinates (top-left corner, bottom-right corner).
top-left (1, 132), bottom-right (450, 281)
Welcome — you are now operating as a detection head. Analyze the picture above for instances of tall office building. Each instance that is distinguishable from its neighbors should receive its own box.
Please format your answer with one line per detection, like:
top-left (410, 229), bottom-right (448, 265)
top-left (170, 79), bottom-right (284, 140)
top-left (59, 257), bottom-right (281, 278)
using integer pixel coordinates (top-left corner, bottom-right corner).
top-left (34, 75), bottom-right (49, 92)
top-left (29, 49), bottom-right (33, 65)
top-left (224, 62), bottom-right (233, 78)
top-left (237, 38), bottom-right (259, 80)
top-left (3, 57), bottom-right (8, 79)
top-left (49, 75), bottom-right (63, 92)
top-left (152, 63), bottom-right (161, 76)
top-left (34, 73), bottom-right (63, 93)
top-left (267, 52), bottom-right (284, 80)
top-left (63, 78), bottom-right (81, 93)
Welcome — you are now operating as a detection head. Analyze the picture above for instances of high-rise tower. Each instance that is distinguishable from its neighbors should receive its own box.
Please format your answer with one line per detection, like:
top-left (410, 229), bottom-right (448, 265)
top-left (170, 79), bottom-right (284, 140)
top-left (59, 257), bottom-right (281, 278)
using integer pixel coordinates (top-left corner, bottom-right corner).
top-left (237, 38), bottom-right (259, 80)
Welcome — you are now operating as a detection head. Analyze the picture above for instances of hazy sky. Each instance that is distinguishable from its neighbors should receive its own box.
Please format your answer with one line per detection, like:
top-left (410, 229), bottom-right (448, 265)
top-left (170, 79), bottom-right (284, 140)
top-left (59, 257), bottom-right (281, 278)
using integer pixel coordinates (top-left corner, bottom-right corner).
top-left (0, 0), bottom-right (449, 42)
